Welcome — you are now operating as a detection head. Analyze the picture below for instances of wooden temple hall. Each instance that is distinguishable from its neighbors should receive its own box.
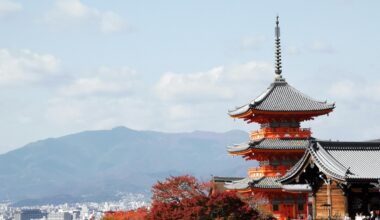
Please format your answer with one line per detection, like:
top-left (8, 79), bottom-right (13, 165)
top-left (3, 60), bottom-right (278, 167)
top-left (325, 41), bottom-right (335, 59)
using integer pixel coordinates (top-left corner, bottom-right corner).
top-left (211, 17), bottom-right (380, 220)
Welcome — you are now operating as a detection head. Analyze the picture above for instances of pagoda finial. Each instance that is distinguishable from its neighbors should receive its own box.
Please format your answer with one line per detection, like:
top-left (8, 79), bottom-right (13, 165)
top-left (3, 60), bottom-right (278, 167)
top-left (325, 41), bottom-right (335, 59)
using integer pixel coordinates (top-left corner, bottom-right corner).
top-left (274, 15), bottom-right (282, 78)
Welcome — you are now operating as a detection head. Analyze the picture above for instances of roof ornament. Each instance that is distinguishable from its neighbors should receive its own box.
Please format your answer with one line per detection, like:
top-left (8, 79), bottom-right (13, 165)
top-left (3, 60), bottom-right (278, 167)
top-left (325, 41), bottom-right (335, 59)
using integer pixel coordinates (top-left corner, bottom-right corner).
top-left (274, 15), bottom-right (283, 80)
top-left (345, 167), bottom-right (352, 177)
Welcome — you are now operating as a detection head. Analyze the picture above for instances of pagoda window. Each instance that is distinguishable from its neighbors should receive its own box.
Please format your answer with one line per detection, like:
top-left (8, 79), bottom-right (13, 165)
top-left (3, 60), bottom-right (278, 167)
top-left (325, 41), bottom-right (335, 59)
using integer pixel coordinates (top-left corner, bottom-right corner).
top-left (261, 121), bottom-right (300, 128)
top-left (272, 198), bottom-right (280, 212)
top-left (297, 196), bottom-right (305, 211)
top-left (283, 196), bottom-right (293, 204)
top-left (259, 160), bottom-right (270, 166)
top-left (281, 157), bottom-right (291, 165)
top-left (271, 159), bottom-right (280, 167)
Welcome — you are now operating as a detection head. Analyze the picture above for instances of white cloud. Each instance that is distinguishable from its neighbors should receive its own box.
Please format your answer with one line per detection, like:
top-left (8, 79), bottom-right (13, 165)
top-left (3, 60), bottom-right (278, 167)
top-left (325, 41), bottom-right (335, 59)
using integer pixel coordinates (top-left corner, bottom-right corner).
top-left (45, 61), bottom-right (272, 134)
top-left (45, 96), bottom-right (153, 131)
top-left (286, 46), bottom-right (301, 55)
top-left (329, 79), bottom-right (380, 102)
top-left (54, 0), bottom-right (91, 18)
top-left (100, 11), bottom-right (126, 33)
top-left (0, 49), bottom-right (60, 86)
top-left (227, 61), bottom-right (272, 82)
top-left (155, 67), bottom-right (233, 102)
top-left (328, 80), bottom-right (356, 99)
top-left (155, 61), bottom-right (272, 103)
top-left (46, 66), bottom-right (143, 130)
top-left (310, 40), bottom-right (334, 54)
top-left (240, 35), bottom-right (266, 50)
top-left (59, 67), bottom-right (137, 97)
top-left (0, 0), bottom-right (21, 16)
top-left (45, 0), bottom-right (128, 33)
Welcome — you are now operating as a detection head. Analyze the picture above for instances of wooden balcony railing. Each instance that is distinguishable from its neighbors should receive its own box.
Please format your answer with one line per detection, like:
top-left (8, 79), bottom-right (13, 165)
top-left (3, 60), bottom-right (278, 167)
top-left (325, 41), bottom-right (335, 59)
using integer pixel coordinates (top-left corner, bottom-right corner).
top-left (250, 127), bottom-right (311, 140)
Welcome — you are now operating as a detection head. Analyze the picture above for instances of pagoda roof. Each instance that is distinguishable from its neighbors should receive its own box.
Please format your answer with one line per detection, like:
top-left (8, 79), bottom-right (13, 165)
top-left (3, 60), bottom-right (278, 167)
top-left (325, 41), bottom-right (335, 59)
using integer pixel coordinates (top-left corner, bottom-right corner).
top-left (281, 184), bottom-right (312, 193)
top-left (228, 78), bottom-right (335, 117)
top-left (279, 140), bottom-right (380, 183)
top-left (212, 176), bottom-right (244, 183)
top-left (224, 176), bottom-right (312, 192)
top-left (225, 176), bottom-right (282, 190)
top-left (227, 138), bottom-right (310, 154)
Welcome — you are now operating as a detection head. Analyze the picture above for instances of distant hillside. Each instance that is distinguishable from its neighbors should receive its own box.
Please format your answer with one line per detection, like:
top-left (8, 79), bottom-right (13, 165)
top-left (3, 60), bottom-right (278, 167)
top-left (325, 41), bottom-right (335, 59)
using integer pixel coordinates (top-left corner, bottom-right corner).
top-left (0, 127), bottom-right (255, 205)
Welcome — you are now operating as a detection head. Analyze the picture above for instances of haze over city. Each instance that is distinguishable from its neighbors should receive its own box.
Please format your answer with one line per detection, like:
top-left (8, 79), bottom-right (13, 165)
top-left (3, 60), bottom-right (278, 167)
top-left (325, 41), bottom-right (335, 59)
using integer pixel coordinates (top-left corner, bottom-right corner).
top-left (0, 0), bottom-right (379, 153)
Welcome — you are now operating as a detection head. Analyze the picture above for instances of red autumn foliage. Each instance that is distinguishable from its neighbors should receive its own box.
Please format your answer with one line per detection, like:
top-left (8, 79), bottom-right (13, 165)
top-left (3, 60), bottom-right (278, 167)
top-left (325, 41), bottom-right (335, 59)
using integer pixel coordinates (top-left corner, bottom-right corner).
top-left (103, 175), bottom-right (273, 220)
top-left (206, 191), bottom-right (259, 219)
top-left (151, 175), bottom-right (208, 203)
top-left (146, 175), bottom-right (261, 220)
top-left (103, 207), bottom-right (148, 220)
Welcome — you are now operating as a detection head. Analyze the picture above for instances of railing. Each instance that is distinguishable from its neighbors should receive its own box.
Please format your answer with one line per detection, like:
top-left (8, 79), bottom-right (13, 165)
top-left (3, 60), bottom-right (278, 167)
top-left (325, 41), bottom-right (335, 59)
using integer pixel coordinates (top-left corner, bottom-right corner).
top-left (248, 166), bottom-right (290, 178)
top-left (250, 127), bottom-right (311, 140)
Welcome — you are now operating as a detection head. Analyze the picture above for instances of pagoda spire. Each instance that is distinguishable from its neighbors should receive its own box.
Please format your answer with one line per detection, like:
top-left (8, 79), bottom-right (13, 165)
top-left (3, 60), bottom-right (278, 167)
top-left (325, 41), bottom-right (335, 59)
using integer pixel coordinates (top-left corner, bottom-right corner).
top-left (274, 15), bottom-right (282, 78)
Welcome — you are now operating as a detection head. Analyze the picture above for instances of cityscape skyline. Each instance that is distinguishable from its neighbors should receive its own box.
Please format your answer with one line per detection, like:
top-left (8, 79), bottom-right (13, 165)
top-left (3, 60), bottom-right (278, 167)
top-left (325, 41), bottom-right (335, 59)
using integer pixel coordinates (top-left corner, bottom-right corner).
top-left (0, 1), bottom-right (380, 153)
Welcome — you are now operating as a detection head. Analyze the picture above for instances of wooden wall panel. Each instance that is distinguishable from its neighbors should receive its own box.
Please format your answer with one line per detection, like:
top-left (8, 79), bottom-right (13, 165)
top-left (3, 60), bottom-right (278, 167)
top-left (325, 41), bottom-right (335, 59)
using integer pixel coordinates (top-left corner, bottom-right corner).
top-left (315, 181), bottom-right (347, 219)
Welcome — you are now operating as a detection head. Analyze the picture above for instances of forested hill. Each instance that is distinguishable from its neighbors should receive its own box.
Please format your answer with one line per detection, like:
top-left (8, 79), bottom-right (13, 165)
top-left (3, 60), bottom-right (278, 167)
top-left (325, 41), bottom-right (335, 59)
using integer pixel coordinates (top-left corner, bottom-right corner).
top-left (0, 126), bottom-right (255, 204)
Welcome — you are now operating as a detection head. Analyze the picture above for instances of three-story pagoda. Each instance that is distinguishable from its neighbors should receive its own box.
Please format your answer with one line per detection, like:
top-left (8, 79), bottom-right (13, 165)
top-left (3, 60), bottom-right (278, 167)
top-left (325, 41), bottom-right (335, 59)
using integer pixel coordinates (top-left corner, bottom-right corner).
top-left (224, 16), bottom-right (335, 219)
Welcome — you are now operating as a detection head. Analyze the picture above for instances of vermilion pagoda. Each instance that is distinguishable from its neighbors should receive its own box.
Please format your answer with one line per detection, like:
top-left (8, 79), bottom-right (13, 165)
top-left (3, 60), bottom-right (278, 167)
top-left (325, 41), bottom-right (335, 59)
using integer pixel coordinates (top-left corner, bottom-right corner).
top-left (224, 16), bottom-right (334, 219)
top-left (211, 17), bottom-right (380, 220)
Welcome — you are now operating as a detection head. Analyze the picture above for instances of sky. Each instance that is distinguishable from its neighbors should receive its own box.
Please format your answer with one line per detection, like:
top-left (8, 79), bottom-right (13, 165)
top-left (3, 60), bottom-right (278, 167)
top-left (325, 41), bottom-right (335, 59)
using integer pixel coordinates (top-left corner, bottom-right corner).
top-left (0, 0), bottom-right (380, 153)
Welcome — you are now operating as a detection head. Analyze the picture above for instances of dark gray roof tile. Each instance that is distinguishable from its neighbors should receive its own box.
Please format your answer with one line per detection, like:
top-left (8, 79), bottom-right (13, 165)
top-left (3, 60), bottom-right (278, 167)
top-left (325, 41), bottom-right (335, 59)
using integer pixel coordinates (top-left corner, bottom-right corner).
top-left (279, 140), bottom-right (380, 183)
top-left (225, 176), bottom-right (282, 190)
top-left (227, 138), bottom-right (310, 153)
top-left (229, 79), bottom-right (334, 116)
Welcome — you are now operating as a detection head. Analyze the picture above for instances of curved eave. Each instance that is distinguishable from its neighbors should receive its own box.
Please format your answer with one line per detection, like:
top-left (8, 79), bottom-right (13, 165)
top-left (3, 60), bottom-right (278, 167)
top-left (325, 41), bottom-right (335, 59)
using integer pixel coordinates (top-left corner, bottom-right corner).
top-left (228, 107), bottom-right (253, 118)
top-left (309, 142), bottom-right (348, 182)
top-left (228, 148), bottom-right (305, 159)
top-left (227, 142), bottom-right (251, 154)
top-left (282, 184), bottom-right (312, 193)
top-left (279, 142), bottom-right (348, 183)
top-left (224, 177), bottom-right (252, 191)
top-left (278, 153), bottom-right (311, 184)
top-left (250, 108), bottom-right (334, 115)
top-left (229, 108), bottom-right (335, 122)
top-left (228, 149), bottom-right (252, 156)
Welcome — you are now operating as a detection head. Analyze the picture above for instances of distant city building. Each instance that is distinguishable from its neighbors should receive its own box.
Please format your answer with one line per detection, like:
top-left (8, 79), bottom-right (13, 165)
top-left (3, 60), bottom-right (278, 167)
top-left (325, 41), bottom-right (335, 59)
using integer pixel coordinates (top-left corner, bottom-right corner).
top-left (70, 211), bottom-right (80, 220)
top-left (14, 209), bottom-right (47, 220)
top-left (47, 212), bottom-right (72, 220)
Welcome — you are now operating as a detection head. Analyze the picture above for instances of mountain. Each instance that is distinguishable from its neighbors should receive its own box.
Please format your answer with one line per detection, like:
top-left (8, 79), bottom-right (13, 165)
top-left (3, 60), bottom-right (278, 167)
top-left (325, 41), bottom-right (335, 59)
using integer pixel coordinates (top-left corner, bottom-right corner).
top-left (0, 127), bottom-right (255, 205)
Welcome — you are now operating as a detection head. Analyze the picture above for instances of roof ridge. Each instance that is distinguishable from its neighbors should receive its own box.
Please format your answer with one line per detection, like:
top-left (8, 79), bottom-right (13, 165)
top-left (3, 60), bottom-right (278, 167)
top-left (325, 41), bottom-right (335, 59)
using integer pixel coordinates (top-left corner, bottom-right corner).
top-left (249, 83), bottom-right (276, 107)
top-left (310, 142), bottom-right (348, 180)
top-left (285, 81), bottom-right (334, 106)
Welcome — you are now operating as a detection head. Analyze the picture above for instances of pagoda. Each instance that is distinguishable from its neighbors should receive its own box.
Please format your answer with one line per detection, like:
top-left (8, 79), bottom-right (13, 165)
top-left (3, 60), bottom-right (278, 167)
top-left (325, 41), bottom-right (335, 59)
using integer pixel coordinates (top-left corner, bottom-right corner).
top-left (223, 16), bottom-right (335, 219)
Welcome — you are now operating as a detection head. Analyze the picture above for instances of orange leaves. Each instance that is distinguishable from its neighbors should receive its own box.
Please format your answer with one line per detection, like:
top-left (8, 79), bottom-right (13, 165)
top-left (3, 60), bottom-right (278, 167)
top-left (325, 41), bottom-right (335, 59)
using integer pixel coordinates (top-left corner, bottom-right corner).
top-left (103, 207), bottom-right (148, 220)
top-left (148, 175), bottom-right (260, 220)
top-left (151, 175), bottom-right (208, 204)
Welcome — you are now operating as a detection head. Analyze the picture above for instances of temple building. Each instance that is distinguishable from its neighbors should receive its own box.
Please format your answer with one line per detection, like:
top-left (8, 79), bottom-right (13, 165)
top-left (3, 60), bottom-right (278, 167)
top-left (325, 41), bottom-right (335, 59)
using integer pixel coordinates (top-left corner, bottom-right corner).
top-left (212, 17), bottom-right (380, 220)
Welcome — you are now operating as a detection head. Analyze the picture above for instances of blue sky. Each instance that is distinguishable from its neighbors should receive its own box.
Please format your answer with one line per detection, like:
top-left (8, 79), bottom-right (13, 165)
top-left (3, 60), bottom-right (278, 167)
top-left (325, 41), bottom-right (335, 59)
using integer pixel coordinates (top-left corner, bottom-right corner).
top-left (0, 0), bottom-right (380, 153)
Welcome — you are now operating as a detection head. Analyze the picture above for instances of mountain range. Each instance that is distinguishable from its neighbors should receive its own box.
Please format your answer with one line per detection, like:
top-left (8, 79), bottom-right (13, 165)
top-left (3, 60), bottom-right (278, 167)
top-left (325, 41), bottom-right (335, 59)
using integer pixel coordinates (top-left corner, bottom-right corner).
top-left (0, 127), bottom-right (255, 205)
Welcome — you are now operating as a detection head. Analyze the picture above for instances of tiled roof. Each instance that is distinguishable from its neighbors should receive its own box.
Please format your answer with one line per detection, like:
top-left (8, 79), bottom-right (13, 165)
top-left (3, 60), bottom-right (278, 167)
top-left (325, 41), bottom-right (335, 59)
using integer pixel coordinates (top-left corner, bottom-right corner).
top-left (279, 140), bottom-right (380, 183)
top-left (224, 177), bottom-right (252, 190)
top-left (224, 176), bottom-right (282, 190)
top-left (212, 176), bottom-right (244, 183)
top-left (282, 184), bottom-right (312, 192)
top-left (227, 142), bottom-right (250, 153)
top-left (278, 152), bottom-right (310, 183)
top-left (227, 138), bottom-right (310, 153)
top-left (254, 139), bottom-right (310, 150)
top-left (229, 79), bottom-right (334, 116)
top-left (313, 141), bottom-right (380, 180)
top-left (252, 176), bottom-right (282, 188)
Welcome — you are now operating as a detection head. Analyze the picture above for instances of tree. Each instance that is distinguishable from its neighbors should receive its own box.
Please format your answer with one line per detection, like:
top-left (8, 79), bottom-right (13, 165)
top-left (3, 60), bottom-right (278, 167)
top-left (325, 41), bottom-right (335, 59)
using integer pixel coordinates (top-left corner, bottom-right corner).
top-left (103, 208), bottom-right (148, 220)
top-left (104, 175), bottom-right (272, 220)
top-left (147, 175), bottom-right (260, 220)
top-left (206, 191), bottom-right (259, 220)
top-left (151, 175), bottom-right (207, 203)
